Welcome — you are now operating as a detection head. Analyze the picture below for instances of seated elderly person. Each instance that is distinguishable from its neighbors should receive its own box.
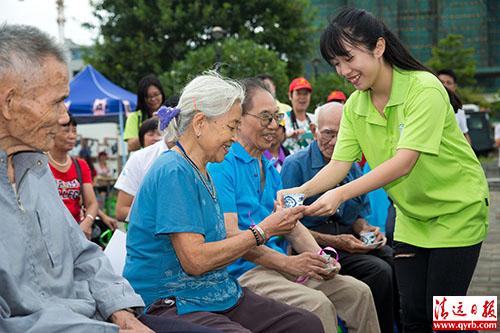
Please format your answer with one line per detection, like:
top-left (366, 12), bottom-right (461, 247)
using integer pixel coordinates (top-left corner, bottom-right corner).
top-left (0, 24), bottom-right (218, 333)
top-left (281, 102), bottom-right (399, 333)
top-left (123, 72), bottom-right (324, 333)
top-left (208, 78), bottom-right (379, 333)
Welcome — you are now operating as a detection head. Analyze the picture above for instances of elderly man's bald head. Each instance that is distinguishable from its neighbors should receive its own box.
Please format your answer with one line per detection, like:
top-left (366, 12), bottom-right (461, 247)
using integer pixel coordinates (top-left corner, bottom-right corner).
top-left (314, 102), bottom-right (343, 161)
top-left (314, 102), bottom-right (343, 129)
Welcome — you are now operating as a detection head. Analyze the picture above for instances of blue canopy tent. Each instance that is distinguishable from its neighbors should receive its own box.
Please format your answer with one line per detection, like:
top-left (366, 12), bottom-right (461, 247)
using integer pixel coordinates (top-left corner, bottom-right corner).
top-left (65, 64), bottom-right (137, 165)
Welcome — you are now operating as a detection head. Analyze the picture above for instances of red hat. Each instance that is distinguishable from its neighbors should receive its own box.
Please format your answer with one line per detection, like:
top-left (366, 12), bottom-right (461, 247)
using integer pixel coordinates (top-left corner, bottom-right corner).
top-left (327, 90), bottom-right (347, 103)
top-left (289, 77), bottom-right (312, 93)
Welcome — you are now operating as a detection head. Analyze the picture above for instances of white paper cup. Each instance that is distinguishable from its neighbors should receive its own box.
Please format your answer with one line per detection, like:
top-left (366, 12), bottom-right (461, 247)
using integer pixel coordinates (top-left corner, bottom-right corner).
top-left (283, 193), bottom-right (305, 208)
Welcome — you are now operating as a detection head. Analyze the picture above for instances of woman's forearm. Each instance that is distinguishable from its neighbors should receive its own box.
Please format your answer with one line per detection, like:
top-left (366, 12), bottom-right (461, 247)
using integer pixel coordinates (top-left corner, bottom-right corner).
top-left (301, 159), bottom-right (352, 198)
top-left (170, 230), bottom-right (260, 276)
top-left (337, 149), bottom-right (419, 203)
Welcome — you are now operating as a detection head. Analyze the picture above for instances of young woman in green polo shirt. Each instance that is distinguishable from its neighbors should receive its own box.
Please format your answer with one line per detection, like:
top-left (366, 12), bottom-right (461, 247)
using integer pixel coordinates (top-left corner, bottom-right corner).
top-left (281, 7), bottom-right (489, 333)
top-left (123, 74), bottom-right (165, 151)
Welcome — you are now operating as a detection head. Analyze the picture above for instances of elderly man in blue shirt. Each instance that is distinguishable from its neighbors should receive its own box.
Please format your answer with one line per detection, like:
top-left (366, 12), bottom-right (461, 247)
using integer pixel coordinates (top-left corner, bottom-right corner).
top-left (281, 101), bottom-right (399, 333)
top-left (208, 79), bottom-right (380, 333)
top-left (0, 24), bottom-right (216, 333)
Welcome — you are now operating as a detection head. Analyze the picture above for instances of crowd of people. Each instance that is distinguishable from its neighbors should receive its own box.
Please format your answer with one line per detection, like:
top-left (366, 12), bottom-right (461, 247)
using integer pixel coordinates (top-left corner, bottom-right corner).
top-left (0, 6), bottom-right (488, 333)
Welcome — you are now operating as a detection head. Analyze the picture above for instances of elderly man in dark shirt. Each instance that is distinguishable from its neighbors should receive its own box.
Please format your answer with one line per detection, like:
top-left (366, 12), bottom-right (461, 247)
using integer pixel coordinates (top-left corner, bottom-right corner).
top-left (281, 102), bottom-right (400, 333)
top-left (0, 24), bottom-right (216, 333)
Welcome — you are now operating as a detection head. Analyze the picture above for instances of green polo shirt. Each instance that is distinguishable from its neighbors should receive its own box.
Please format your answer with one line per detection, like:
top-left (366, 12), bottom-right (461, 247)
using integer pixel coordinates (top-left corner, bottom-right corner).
top-left (333, 68), bottom-right (488, 248)
top-left (123, 110), bottom-right (144, 141)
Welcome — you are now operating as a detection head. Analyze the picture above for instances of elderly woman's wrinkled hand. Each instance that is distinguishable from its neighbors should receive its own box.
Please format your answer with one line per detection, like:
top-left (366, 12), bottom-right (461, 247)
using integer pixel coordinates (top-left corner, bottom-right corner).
top-left (260, 206), bottom-right (305, 237)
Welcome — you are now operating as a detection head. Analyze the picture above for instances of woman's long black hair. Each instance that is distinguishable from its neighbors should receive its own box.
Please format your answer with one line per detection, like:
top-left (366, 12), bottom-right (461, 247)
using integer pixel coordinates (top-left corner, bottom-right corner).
top-left (320, 7), bottom-right (431, 72)
top-left (320, 7), bottom-right (461, 111)
top-left (135, 74), bottom-right (166, 118)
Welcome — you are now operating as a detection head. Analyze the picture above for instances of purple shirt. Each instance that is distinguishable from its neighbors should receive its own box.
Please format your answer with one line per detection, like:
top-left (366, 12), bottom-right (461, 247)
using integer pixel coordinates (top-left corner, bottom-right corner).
top-left (263, 147), bottom-right (286, 173)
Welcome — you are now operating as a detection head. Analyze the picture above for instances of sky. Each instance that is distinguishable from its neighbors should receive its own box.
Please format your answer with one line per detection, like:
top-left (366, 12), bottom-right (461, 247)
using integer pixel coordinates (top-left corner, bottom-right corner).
top-left (0, 0), bottom-right (97, 46)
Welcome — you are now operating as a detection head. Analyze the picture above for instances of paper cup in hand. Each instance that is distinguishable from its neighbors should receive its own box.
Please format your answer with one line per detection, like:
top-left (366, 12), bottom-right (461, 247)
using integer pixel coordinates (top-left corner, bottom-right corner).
top-left (283, 193), bottom-right (305, 208)
top-left (360, 231), bottom-right (376, 245)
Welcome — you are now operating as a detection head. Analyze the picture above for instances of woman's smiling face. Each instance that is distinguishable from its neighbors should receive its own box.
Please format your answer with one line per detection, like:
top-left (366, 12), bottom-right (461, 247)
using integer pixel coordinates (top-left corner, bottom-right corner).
top-left (330, 39), bottom-right (385, 91)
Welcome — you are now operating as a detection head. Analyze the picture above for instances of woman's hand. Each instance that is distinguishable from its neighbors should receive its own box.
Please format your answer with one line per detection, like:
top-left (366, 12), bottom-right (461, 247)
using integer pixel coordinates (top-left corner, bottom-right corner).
top-left (304, 188), bottom-right (343, 217)
top-left (102, 214), bottom-right (118, 231)
top-left (79, 218), bottom-right (93, 239)
top-left (291, 128), bottom-right (305, 138)
top-left (260, 206), bottom-right (305, 237)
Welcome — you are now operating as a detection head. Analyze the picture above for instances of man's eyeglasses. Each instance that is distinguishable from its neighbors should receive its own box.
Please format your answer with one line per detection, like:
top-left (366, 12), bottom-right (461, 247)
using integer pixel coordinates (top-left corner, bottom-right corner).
top-left (246, 112), bottom-right (284, 127)
top-left (319, 129), bottom-right (338, 141)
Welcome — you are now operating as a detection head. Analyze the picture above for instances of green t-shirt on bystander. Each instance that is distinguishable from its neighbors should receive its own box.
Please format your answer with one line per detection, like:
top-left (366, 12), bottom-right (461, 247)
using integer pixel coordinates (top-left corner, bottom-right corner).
top-left (123, 110), bottom-right (144, 141)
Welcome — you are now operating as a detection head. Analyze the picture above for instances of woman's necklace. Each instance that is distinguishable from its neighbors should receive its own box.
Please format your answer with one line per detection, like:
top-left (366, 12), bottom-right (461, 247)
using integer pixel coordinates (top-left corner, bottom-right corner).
top-left (175, 141), bottom-right (217, 202)
top-left (47, 151), bottom-right (71, 168)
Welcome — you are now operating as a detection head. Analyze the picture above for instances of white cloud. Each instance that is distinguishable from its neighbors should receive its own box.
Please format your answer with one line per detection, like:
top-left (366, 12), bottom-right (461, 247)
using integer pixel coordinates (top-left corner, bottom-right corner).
top-left (0, 0), bottom-right (97, 46)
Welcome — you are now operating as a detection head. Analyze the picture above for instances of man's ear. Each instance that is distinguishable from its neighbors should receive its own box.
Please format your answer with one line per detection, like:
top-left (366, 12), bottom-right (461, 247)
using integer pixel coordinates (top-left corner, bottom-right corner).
top-left (1, 88), bottom-right (16, 120)
top-left (288, 92), bottom-right (293, 102)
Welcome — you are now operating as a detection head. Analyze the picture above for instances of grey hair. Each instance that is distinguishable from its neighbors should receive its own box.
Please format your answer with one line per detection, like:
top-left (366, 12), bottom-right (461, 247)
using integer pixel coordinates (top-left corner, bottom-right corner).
top-left (163, 71), bottom-right (245, 142)
top-left (0, 24), bottom-right (67, 81)
top-left (314, 101), bottom-right (343, 125)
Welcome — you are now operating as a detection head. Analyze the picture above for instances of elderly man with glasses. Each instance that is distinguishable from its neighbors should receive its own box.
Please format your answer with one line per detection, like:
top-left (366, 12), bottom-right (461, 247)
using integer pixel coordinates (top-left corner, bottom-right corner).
top-left (281, 102), bottom-right (400, 333)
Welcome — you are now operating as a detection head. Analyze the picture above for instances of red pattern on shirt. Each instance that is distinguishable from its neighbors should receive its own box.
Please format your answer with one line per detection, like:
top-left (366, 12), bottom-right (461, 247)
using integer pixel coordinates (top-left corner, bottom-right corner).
top-left (49, 158), bottom-right (92, 222)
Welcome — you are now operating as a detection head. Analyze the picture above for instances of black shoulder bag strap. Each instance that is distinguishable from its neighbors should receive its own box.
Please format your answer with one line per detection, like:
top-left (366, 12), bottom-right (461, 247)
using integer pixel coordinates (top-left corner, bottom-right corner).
top-left (290, 111), bottom-right (312, 130)
top-left (72, 157), bottom-right (85, 208)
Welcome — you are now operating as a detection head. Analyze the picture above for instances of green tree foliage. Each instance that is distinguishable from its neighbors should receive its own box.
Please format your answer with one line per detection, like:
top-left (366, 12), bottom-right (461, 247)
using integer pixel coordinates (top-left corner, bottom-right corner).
top-left (159, 38), bottom-right (289, 100)
top-left (84, 0), bottom-right (315, 92)
top-left (426, 34), bottom-right (476, 86)
top-left (309, 72), bottom-right (355, 109)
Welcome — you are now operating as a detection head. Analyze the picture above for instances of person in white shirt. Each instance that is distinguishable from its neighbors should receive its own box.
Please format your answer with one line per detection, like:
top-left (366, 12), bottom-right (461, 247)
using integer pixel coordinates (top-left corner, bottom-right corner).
top-left (437, 69), bottom-right (472, 144)
top-left (115, 138), bottom-right (169, 220)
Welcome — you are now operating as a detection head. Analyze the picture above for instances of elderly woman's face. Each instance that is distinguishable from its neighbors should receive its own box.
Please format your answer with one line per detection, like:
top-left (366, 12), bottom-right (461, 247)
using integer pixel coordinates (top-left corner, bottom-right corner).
top-left (202, 102), bottom-right (242, 163)
top-left (53, 123), bottom-right (77, 152)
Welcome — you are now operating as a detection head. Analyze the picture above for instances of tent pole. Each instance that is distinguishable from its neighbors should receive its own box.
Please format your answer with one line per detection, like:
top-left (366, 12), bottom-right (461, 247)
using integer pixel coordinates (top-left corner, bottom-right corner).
top-left (118, 101), bottom-right (127, 168)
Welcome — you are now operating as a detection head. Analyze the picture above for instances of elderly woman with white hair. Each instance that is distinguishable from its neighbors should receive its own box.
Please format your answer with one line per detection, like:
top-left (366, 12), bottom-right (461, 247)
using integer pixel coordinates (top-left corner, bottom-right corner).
top-left (123, 72), bottom-right (324, 333)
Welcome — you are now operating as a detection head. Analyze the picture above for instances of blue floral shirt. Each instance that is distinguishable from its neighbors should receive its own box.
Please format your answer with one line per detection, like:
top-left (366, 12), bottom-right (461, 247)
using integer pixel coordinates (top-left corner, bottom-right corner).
top-left (124, 151), bottom-right (242, 315)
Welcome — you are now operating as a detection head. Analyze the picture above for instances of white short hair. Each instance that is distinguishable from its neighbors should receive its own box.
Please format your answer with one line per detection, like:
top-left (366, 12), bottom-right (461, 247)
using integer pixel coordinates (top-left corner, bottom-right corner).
top-left (163, 71), bottom-right (244, 142)
top-left (0, 24), bottom-right (67, 81)
top-left (314, 101), bottom-right (343, 126)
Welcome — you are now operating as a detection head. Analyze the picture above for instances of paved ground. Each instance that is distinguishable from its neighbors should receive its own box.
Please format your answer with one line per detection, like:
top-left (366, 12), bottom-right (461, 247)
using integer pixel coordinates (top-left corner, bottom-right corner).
top-left (466, 160), bottom-right (499, 332)
top-left (467, 190), bottom-right (500, 298)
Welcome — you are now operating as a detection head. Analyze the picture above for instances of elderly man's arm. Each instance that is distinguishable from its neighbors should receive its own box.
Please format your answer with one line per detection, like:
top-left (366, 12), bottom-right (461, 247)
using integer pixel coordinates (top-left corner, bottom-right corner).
top-left (65, 208), bottom-right (144, 321)
top-left (0, 297), bottom-right (121, 333)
